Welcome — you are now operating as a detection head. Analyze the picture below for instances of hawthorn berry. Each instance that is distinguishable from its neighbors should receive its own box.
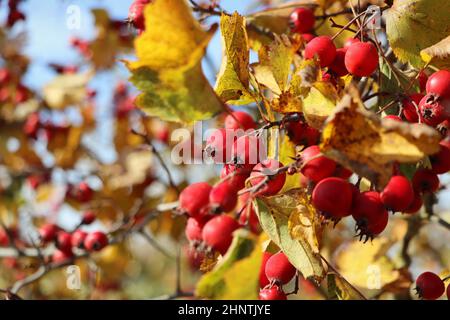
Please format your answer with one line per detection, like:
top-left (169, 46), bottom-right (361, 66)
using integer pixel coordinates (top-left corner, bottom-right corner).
top-left (380, 175), bottom-right (414, 212)
top-left (67, 182), bottom-right (94, 203)
top-left (265, 251), bottom-right (296, 285)
top-left (333, 165), bottom-right (353, 179)
top-left (52, 249), bottom-right (74, 264)
top-left (426, 70), bottom-right (450, 99)
top-left (418, 70), bottom-right (428, 93)
top-left (304, 36), bottom-right (336, 67)
top-left (71, 230), bottom-right (88, 249)
top-left (418, 94), bottom-right (450, 127)
top-left (403, 193), bottom-right (423, 214)
top-left (402, 94), bottom-right (424, 123)
top-left (39, 223), bottom-right (59, 243)
top-left (84, 231), bottom-right (109, 252)
top-left (224, 111), bottom-right (256, 131)
top-left (0, 228), bottom-right (9, 247)
top-left (249, 159), bottom-right (286, 196)
top-left (384, 115), bottom-right (402, 121)
top-left (415, 272), bottom-right (445, 300)
top-left (205, 128), bottom-right (235, 163)
top-left (301, 33), bottom-right (315, 43)
top-left (81, 211), bottom-right (96, 225)
top-left (209, 181), bottom-right (239, 213)
top-left (447, 284), bottom-right (450, 300)
top-left (429, 140), bottom-right (450, 174)
top-left (202, 215), bottom-right (239, 255)
top-left (185, 217), bottom-right (206, 243)
top-left (300, 145), bottom-right (336, 182)
top-left (259, 285), bottom-right (287, 300)
top-left (128, 0), bottom-right (151, 31)
top-left (312, 177), bottom-right (353, 219)
top-left (284, 116), bottom-right (320, 147)
top-left (259, 252), bottom-right (273, 288)
top-left (412, 169), bottom-right (440, 194)
top-left (343, 37), bottom-right (360, 50)
top-left (437, 120), bottom-right (450, 137)
top-left (56, 231), bottom-right (73, 253)
top-left (289, 7), bottom-right (315, 34)
top-left (231, 135), bottom-right (264, 168)
top-left (345, 42), bottom-right (378, 77)
top-left (220, 164), bottom-right (250, 191)
top-left (237, 193), bottom-right (260, 233)
top-left (329, 48), bottom-right (348, 77)
top-left (178, 182), bottom-right (212, 218)
top-left (352, 191), bottom-right (389, 239)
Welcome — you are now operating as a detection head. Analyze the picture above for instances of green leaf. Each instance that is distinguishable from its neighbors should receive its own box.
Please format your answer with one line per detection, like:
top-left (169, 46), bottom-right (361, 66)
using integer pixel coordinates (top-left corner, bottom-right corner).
top-left (378, 60), bottom-right (411, 109)
top-left (195, 230), bottom-right (256, 299)
top-left (254, 189), bottom-right (325, 281)
top-left (327, 273), bottom-right (366, 300)
top-left (385, 0), bottom-right (450, 67)
top-left (215, 12), bottom-right (252, 104)
top-left (126, 0), bottom-right (223, 124)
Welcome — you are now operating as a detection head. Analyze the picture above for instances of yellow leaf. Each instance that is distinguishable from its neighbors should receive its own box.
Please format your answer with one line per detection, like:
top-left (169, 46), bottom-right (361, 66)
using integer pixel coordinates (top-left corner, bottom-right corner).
top-left (420, 35), bottom-right (450, 69)
top-left (385, 0), bottom-right (450, 67)
top-left (43, 72), bottom-right (92, 109)
top-left (303, 81), bottom-right (339, 129)
top-left (321, 87), bottom-right (441, 188)
top-left (107, 150), bottom-right (153, 190)
top-left (215, 12), bottom-right (252, 103)
top-left (327, 273), bottom-right (366, 300)
top-left (127, 0), bottom-right (222, 124)
top-left (279, 136), bottom-right (300, 192)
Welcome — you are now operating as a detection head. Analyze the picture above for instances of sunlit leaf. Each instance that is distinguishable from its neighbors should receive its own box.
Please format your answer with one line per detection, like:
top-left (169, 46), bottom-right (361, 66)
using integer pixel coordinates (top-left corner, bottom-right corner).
top-left (327, 273), bottom-right (366, 300)
top-left (303, 81), bottom-right (339, 129)
top-left (43, 72), bottom-right (92, 109)
top-left (420, 35), bottom-right (450, 69)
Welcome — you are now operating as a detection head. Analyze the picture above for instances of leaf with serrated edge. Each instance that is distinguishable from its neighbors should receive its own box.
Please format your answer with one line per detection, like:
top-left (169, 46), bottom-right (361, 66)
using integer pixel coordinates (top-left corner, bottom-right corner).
top-left (420, 35), bottom-right (450, 69)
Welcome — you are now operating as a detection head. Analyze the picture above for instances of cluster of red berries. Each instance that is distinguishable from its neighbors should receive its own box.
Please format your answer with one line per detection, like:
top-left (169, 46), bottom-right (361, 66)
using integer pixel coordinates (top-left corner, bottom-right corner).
top-left (66, 181), bottom-right (95, 203)
top-left (258, 251), bottom-right (297, 300)
top-left (0, 68), bottom-right (30, 105)
top-left (38, 211), bottom-right (108, 263)
top-left (128, 0), bottom-right (151, 34)
top-left (289, 7), bottom-right (378, 80)
top-left (415, 271), bottom-right (449, 300)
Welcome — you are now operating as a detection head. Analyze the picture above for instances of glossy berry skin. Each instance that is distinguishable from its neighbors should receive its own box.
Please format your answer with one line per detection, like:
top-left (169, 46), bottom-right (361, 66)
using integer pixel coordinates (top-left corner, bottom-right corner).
top-left (209, 181), bottom-right (238, 213)
top-left (304, 36), bottom-right (336, 67)
top-left (418, 94), bottom-right (449, 127)
top-left (205, 128), bottom-right (235, 163)
top-left (179, 182), bottom-right (212, 218)
top-left (402, 94), bottom-right (424, 123)
top-left (0, 228), bottom-right (8, 247)
top-left (84, 231), bottom-right (109, 252)
top-left (404, 193), bottom-right (423, 214)
top-left (352, 191), bottom-right (389, 238)
top-left (259, 252), bottom-right (273, 288)
top-left (224, 111), bottom-right (256, 131)
top-left (238, 193), bottom-right (260, 234)
top-left (71, 230), bottom-right (88, 249)
top-left (312, 177), bottom-right (353, 219)
top-left (301, 33), bottom-right (315, 43)
top-left (231, 135), bottom-right (264, 167)
top-left (289, 7), bottom-right (315, 34)
top-left (381, 175), bottom-right (414, 212)
top-left (412, 169), bottom-right (439, 194)
top-left (249, 159), bottom-right (286, 196)
top-left (202, 215), bottom-right (240, 256)
top-left (418, 70), bottom-right (428, 93)
top-left (52, 249), bottom-right (73, 264)
top-left (220, 164), bottom-right (250, 191)
top-left (39, 223), bottom-right (59, 243)
top-left (81, 211), bottom-right (96, 225)
top-left (415, 272), bottom-right (445, 300)
top-left (128, 0), bottom-right (151, 31)
top-left (300, 145), bottom-right (336, 182)
top-left (333, 165), bottom-right (353, 179)
top-left (265, 252), bottom-right (296, 285)
top-left (56, 232), bottom-right (73, 253)
top-left (430, 140), bottom-right (450, 174)
top-left (426, 70), bottom-right (450, 99)
top-left (329, 48), bottom-right (348, 77)
top-left (185, 217), bottom-right (205, 242)
top-left (343, 37), bottom-right (360, 50)
top-left (259, 285), bottom-right (287, 300)
top-left (344, 42), bottom-right (378, 77)
top-left (284, 117), bottom-right (320, 147)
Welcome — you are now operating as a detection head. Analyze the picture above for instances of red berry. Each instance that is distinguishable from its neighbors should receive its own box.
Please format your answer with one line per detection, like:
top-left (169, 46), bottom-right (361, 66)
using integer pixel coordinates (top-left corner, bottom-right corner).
top-left (352, 191), bottom-right (389, 238)
top-left (418, 94), bottom-right (450, 127)
top-left (284, 116), bottom-right (320, 146)
top-left (301, 33), bottom-right (315, 43)
top-left (304, 36), bottom-right (336, 67)
top-left (312, 177), bottom-right (353, 219)
top-left (0, 68), bottom-right (11, 85)
top-left (71, 230), bottom-right (88, 249)
top-left (412, 169), bottom-right (439, 194)
top-left (259, 285), bottom-right (287, 300)
top-left (231, 135), bottom-right (264, 167)
top-left (329, 48), bottom-right (348, 77)
top-left (345, 42), bottom-right (378, 77)
top-left (128, 0), bottom-right (150, 31)
top-left (23, 112), bottom-right (40, 138)
top-left (343, 37), bottom-right (360, 50)
top-left (447, 284), bottom-right (450, 300)
top-left (430, 140), bottom-right (450, 174)
top-left (289, 7), bottom-right (315, 34)
top-left (300, 145), bottom-right (336, 182)
top-left (404, 193), bottom-right (423, 214)
top-left (333, 165), bottom-right (353, 179)
top-left (220, 164), bottom-right (251, 191)
top-left (84, 231), bottom-right (109, 252)
top-left (259, 252), bottom-right (273, 288)
top-left (81, 211), bottom-right (96, 225)
top-left (0, 228), bottom-right (9, 247)
top-left (402, 94), bottom-right (424, 123)
top-left (185, 217), bottom-right (206, 243)
top-left (384, 115), bottom-right (402, 121)
top-left (202, 215), bottom-right (239, 255)
top-left (56, 232), bottom-right (73, 253)
top-left (426, 70), bottom-right (450, 99)
top-left (249, 159), bottom-right (286, 196)
top-left (237, 193), bottom-right (260, 233)
top-left (179, 182), bottom-right (212, 218)
top-left (380, 175), bottom-right (414, 212)
top-left (415, 272), bottom-right (445, 300)
top-left (224, 111), bottom-right (256, 131)
top-left (39, 223), bottom-right (59, 243)
top-left (209, 181), bottom-right (239, 213)
top-left (265, 251), bottom-right (296, 285)
top-left (437, 120), bottom-right (450, 137)
top-left (418, 70), bottom-right (428, 93)
top-left (52, 249), bottom-right (73, 264)
top-left (205, 128), bottom-right (235, 163)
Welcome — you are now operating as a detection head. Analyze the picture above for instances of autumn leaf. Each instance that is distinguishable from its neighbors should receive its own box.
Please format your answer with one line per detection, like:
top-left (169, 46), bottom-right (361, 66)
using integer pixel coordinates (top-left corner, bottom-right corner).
top-left (215, 12), bottom-right (252, 104)
top-left (43, 72), bottom-right (92, 109)
top-left (254, 189), bottom-right (326, 281)
top-left (127, 0), bottom-right (223, 124)
top-left (420, 35), bottom-right (450, 69)
top-left (321, 87), bottom-right (441, 188)
top-left (385, 0), bottom-right (450, 67)
top-left (107, 150), bottom-right (153, 190)
top-left (327, 273), bottom-right (366, 300)
top-left (303, 81), bottom-right (339, 129)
